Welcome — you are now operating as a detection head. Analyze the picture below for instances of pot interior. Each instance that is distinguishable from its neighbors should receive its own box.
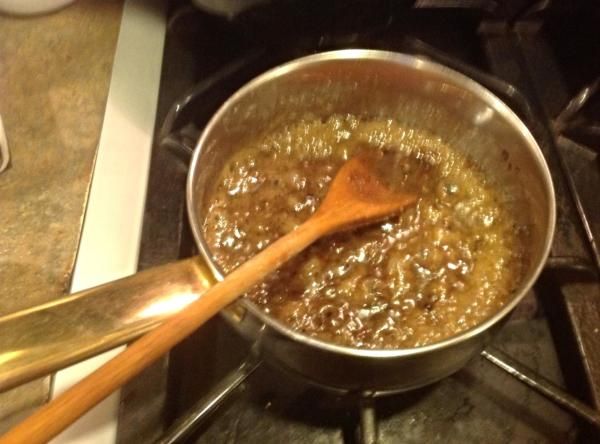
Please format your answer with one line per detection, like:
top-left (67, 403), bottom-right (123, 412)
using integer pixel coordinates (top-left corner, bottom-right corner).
top-left (188, 50), bottom-right (554, 352)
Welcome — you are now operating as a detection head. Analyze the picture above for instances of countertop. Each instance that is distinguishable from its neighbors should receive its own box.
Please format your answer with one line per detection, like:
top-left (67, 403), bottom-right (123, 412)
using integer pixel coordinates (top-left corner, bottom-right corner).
top-left (0, 0), bottom-right (123, 430)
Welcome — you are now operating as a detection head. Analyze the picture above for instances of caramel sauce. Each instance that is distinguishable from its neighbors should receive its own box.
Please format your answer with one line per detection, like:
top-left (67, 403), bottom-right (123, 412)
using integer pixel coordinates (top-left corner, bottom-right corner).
top-left (203, 115), bottom-right (527, 349)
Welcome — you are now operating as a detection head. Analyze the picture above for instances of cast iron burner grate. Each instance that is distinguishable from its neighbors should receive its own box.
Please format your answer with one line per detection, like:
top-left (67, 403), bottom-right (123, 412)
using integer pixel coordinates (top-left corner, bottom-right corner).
top-left (117, 2), bottom-right (600, 443)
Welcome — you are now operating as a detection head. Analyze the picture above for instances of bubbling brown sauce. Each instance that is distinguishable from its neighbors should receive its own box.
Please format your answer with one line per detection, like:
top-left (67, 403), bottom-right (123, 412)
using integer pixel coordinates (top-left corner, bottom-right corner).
top-left (203, 115), bottom-right (528, 349)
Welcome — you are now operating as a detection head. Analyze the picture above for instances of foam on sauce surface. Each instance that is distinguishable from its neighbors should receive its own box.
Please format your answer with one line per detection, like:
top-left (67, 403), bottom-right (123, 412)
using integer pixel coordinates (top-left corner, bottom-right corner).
top-left (203, 115), bottom-right (528, 349)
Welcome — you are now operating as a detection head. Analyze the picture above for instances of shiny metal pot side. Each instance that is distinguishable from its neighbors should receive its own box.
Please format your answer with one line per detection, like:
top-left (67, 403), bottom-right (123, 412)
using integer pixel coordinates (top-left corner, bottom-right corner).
top-left (187, 50), bottom-right (556, 393)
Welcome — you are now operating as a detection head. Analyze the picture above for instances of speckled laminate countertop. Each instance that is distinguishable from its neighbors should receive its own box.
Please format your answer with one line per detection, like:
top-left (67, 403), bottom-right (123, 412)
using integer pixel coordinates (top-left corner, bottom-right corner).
top-left (0, 0), bottom-right (123, 430)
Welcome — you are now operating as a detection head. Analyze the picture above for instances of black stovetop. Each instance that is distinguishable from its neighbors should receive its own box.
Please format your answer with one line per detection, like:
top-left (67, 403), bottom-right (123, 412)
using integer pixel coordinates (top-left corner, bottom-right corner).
top-left (116, 1), bottom-right (600, 443)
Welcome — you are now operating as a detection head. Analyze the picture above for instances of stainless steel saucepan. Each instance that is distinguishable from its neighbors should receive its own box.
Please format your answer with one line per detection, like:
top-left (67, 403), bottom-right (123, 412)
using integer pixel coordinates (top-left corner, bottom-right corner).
top-left (187, 49), bottom-right (555, 393)
top-left (0, 50), bottom-right (555, 395)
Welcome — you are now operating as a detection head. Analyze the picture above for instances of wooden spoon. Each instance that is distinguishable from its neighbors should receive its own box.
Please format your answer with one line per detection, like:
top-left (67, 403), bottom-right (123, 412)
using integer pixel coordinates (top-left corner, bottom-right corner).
top-left (0, 154), bottom-right (416, 444)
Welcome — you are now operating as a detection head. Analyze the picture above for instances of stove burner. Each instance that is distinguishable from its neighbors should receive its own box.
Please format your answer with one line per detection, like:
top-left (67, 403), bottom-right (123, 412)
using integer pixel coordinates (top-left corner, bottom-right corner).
top-left (155, 346), bottom-right (600, 444)
top-left (553, 78), bottom-right (600, 139)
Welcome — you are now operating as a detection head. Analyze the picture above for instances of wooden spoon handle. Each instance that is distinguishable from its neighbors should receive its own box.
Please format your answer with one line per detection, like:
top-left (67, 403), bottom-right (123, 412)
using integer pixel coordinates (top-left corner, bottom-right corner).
top-left (0, 218), bottom-right (327, 444)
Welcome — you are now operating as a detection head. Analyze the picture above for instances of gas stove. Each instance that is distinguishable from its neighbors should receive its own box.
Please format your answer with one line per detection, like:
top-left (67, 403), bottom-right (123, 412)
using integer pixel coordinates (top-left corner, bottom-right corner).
top-left (115, 1), bottom-right (599, 443)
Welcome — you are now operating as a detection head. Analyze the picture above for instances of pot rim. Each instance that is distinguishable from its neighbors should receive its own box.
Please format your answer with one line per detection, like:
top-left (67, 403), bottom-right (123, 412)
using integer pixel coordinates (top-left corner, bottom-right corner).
top-left (186, 49), bottom-right (556, 359)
